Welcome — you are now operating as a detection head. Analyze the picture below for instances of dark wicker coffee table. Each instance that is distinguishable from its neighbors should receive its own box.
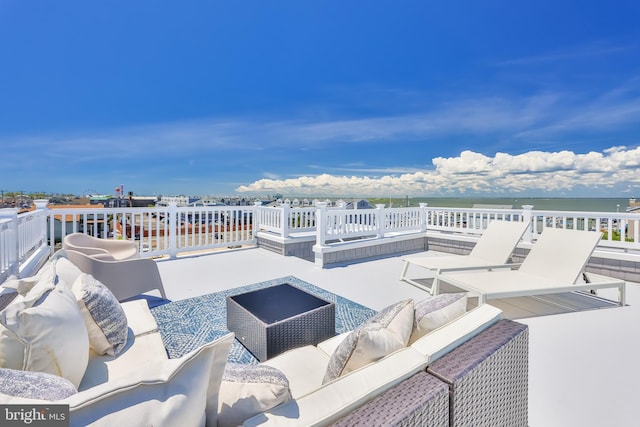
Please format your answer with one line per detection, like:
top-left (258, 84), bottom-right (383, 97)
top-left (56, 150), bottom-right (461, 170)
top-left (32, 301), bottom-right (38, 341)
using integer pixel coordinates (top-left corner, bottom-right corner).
top-left (226, 283), bottom-right (336, 362)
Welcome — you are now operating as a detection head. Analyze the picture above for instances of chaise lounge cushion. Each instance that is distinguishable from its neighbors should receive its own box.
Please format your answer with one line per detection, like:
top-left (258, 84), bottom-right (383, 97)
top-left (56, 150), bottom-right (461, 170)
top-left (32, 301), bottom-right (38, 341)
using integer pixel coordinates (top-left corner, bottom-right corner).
top-left (410, 293), bottom-right (468, 344)
top-left (72, 273), bottom-right (129, 356)
top-left (218, 363), bottom-right (291, 427)
top-left (0, 367), bottom-right (78, 400)
top-left (323, 299), bottom-right (414, 383)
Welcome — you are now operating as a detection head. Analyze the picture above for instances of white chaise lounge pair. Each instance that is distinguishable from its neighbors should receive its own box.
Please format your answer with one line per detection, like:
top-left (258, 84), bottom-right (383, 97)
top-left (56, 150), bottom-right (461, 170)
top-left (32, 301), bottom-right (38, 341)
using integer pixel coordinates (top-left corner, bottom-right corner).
top-left (401, 220), bottom-right (626, 306)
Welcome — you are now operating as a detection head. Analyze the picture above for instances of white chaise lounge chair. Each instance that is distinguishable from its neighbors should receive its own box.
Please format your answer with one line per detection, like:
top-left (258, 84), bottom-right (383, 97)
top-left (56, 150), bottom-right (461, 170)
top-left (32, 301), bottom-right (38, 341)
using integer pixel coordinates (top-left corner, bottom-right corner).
top-left (400, 220), bottom-right (530, 294)
top-left (436, 228), bottom-right (626, 306)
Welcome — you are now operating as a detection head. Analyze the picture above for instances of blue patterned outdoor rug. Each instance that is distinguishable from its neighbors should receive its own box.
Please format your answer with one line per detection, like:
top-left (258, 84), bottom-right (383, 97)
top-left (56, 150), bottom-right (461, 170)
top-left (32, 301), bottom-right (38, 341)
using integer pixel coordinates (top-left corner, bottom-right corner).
top-left (150, 276), bottom-right (376, 364)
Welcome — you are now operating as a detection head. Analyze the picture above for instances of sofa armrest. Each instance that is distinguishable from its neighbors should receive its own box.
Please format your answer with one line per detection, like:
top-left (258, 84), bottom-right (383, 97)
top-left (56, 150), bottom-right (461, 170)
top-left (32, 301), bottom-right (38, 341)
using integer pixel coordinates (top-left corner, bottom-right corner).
top-left (427, 319), bottom-right (529, 427)
top-left (330, 371), bottom-right (449, 427)
top-left (410, 303), bottom-right (502, 363)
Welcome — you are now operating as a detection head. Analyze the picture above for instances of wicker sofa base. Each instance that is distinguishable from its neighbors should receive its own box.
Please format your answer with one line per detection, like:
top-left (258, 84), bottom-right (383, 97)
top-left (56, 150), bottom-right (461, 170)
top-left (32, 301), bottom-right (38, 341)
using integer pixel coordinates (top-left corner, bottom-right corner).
top-left (428, 319), bottom-right (529, 427)
top-left (332, 319), bottom-right (529, 427)
top-left (331, 371), bottom-right (449, 427)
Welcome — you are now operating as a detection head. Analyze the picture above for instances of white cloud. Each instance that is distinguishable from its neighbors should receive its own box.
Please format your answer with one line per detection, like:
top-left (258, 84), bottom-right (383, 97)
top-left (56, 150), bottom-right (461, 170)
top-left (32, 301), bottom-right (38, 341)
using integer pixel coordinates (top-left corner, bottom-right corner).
top-left (236, 146), bottom-right (640, 196)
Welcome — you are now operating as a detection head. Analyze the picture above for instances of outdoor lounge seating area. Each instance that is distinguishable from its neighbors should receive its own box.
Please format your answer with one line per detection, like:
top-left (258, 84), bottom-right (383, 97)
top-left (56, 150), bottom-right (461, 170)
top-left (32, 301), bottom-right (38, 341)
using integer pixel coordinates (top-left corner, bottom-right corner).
top-left (0, 222), bottom-right (637, 426)
top-left (0, 250), bottom-right (529, 426)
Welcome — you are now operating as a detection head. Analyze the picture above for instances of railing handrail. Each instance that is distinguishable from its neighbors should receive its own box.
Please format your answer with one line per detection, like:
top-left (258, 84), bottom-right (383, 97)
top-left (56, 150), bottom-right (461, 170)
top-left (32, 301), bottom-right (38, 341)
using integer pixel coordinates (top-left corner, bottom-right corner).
top-left (2, 202), bottom-right (639, 280)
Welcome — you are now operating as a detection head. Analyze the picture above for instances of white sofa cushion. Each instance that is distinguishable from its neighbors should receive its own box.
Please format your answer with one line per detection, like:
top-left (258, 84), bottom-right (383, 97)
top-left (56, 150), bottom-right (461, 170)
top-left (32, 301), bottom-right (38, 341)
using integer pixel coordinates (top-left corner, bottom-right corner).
top-left (0, 282), bottom-right (89, 388)
top-left (218, 363), bottom-right (292, 427)
top-left (410, 292), bottom-right (468, 344)
top-left (79, 331), bottom-right (167, 391)
top-left (67, 332), bottom-right (234, 427)
top-left (244, 347), bottom-right (427, 427)
top-left (0, 367), bottom-right (77, 400)
top-left (263, 345), bottom-right (330, 399)
top-left (411, 303), bottom-right (503, 363)
top-left (120, 299), bottom-right (159, 336)
top-left (323, 299), bottom-right (414, 383)
top-left (72, 273), bottom-right (129, 356)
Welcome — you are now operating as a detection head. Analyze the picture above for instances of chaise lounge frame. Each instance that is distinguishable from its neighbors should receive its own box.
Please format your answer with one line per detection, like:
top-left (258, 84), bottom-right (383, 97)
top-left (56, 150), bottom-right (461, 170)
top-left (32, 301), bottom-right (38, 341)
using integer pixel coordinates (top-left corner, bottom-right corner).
top-left (436, 228), bottom-right (626, 306)
top-left (400, 220), bottom-right (530, 295)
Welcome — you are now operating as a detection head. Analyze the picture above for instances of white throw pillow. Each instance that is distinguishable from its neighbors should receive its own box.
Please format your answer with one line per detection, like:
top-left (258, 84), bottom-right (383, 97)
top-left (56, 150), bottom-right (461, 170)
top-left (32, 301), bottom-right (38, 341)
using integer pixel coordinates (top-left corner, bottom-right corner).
top-left (410, 293), bottom-right (468, 344)
top-left (0, 284), bottom-right (89, 388)
top-left (53, 255), bottom-right (83, 289)
top-left (72, 273), bottom-right (129, 356)
top-left (218, 363), bottom-right (292, 427)
top-left (323, 299), bottom-right (414, 383)
top-left (0, 367), bottom-right (77, 400)
top-left (1, 262), bottom-right (55, 297)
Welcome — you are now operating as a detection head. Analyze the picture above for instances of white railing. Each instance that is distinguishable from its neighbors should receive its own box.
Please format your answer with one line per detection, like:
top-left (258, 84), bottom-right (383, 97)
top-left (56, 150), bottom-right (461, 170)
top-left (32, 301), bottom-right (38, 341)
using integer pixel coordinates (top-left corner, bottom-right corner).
top-left (47, 204), bottom-right (257, 258)
top-left (0, 201), bottom-right (49, 282)
top-left (255, 205), bottom-right (316, 237)
top-left (0, 217), bottom-right (17, 282)
top-left (530, 210), bottom-right (640, 250)
top-left (425, 206), bottom-right (525, 234)
top-left (2, 201), bottom-right (639, 280)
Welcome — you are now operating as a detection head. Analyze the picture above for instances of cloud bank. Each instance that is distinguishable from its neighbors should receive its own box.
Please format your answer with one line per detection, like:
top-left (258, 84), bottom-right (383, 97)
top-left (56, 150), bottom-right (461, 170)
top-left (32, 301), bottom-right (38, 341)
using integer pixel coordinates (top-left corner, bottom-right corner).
top-left (236, 146), bottom-right (640, 196)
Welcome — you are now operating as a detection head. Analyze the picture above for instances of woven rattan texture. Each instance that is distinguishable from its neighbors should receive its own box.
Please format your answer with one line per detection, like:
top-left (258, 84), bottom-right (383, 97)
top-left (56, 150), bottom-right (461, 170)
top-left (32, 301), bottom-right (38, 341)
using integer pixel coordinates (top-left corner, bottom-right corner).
top-left (427, 319), bottom-right (529, 427)
top-left (227, 294), bottom-right (335, 362)
top-left (331, 371), bottom-right (449, 427)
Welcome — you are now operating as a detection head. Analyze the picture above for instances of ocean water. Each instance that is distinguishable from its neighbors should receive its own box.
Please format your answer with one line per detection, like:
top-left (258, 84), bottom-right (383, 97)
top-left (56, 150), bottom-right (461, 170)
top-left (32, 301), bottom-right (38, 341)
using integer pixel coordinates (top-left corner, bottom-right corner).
top-left (377, 197), bottom-right (635, 212)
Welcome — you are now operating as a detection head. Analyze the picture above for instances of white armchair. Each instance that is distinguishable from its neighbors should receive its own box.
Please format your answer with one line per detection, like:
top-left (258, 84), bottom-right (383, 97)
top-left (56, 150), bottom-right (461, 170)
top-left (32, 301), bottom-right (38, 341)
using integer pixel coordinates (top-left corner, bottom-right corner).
top-left (65, 250), bottom-right (167, 302)
top-left (63, 233), bottom-right (138, 261)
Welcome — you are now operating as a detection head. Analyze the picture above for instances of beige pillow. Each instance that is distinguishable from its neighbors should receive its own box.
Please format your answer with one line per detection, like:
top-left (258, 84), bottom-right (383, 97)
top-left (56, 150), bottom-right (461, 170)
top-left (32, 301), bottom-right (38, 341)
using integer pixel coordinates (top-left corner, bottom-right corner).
top-left (323, 299), bottom-right (414, 383)
top-left (410, 293), bottom-right (468, 344)
top-left (218, 363), bottom-right (291, 427)
top-left (0, 284), bottom-right (89, 388)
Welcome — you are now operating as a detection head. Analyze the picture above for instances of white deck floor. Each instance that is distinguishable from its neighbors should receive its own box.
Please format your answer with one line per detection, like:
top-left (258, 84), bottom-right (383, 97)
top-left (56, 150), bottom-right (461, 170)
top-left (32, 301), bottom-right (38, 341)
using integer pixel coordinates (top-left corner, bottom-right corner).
top-left (156, 247), bottom-right (639, 427)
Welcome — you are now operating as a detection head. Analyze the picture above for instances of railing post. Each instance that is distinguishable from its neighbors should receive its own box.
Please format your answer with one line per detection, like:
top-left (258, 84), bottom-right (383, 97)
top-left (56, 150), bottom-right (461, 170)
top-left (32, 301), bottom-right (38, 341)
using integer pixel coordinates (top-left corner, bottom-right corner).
top-left (281, 201), bottom-right (290, 238)
top-left (419, 203), bottom-right (428, 232)
top-left (253, 201), bottom-right (262, 237)
top-left (315, 202), bottom-right (328, 246)
top-left (0, 208), bottom-right (20, 278)
top-left (521, 205), bottom-right (534, 243)
top-left (168, 202), bottom-right (178, 259)
top-left (33, 199), bottom-right (49, 252)
top-left (375, 204), bottom-right (385, 239)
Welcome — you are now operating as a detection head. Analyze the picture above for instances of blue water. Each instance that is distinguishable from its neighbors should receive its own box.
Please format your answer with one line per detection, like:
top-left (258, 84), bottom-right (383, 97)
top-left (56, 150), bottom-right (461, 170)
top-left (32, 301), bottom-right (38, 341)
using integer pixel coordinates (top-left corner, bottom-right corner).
top-left (399, 197), bottom-right (633, 212)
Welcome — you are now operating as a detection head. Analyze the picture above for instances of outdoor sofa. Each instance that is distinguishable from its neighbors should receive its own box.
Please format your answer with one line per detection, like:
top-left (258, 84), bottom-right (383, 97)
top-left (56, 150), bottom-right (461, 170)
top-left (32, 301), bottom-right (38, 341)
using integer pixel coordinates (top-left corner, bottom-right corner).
top-left (0, 252), bottom-right (528, 426)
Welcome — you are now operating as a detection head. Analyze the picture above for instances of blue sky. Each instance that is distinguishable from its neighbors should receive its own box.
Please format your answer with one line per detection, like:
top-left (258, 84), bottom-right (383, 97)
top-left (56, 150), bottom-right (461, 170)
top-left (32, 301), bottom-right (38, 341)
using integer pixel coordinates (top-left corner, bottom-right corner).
top-left (1, 1), bottom-right (640, 198)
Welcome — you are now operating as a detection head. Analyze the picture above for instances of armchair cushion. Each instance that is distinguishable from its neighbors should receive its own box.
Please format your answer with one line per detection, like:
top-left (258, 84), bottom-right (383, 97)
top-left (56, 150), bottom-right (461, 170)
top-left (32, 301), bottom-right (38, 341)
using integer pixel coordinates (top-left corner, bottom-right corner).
top-left (0, 368), bottom-right (77, 400)
top-left (323, 299), bottom-right (414, 383)
top-left (218, 363), bottom-right (291, 427)
top-left (72, 273), bottom-right (129, 356)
